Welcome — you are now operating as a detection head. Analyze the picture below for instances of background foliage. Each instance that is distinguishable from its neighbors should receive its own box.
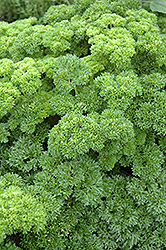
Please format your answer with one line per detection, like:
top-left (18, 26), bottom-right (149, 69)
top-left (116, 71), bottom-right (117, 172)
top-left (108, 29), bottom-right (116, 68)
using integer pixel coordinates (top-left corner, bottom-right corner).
top-left (0, 0), bottom-right (166, 249)
top-left (150, 0), bottom-right (166, 14)
top-left (1, 0), bottom-right (166, 23)
top-left (0, 0), bottom-right (74, 22)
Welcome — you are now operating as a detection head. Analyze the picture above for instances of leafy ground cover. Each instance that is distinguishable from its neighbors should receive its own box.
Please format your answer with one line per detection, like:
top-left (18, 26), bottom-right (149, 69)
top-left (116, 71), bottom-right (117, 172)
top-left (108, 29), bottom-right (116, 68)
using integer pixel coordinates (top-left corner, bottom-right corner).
top-left (0, 0), bottom-right (166, 249)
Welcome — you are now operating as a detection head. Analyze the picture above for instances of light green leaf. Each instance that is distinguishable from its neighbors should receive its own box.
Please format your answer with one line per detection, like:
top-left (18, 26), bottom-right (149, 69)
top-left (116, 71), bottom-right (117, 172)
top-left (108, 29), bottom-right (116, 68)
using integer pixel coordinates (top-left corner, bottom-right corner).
top-left (150, 0), bottom-right (166, 14)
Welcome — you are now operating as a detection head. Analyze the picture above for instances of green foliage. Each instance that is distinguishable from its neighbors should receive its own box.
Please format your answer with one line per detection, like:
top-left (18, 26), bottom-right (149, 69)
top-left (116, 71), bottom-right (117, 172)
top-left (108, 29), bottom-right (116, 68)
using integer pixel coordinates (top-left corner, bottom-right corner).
top-left (8, 22), bottom-right (73, 62)
top-left (88, 25), bottom-right (136, 71)
top-left (131, 143), bottom-right (165, 180)
top-left (1, 241), bottom-right (23, 250)
top-left (53, 54), bottom-right (92, 94)
top-left (0, 81), bottom-right (20, 119)
top-left (94, 70), bottom-right (142, 110)
top-left (125, 8), bottom-right (166, 72)
top-left (11, 57), bottom-right (42, 95)
top-left (48, 111), bottom-right (105, 160)
top-left (0, 0), bottom-right (74, 23)
top-left (41, 4), bottom-right (76, 25)
top-left (0, 123), bottom-right (10, 143)
top-left (156, 6), bottom-right (166, 34)
top-left (150, 0), bottom-right (166, 14)
top-left (0, 0), bottom-right (166, 249)
top-left (0, 173), bottom-right (47, 244)
top-left (131, 73), bottom-right (166, 135)
top-left (1, 135), bottom-right (43, 181)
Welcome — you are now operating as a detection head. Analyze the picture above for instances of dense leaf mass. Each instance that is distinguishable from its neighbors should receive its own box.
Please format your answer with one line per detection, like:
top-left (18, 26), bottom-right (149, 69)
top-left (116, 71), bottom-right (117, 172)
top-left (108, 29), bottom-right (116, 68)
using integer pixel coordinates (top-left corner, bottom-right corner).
top-left (0, 0), bottom-right (166, 249)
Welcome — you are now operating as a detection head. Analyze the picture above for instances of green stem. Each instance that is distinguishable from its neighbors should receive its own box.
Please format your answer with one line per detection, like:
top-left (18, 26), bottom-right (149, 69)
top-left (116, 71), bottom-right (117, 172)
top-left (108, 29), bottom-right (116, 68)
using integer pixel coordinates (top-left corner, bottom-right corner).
top-left (74, 86), bottom-right (78, 95)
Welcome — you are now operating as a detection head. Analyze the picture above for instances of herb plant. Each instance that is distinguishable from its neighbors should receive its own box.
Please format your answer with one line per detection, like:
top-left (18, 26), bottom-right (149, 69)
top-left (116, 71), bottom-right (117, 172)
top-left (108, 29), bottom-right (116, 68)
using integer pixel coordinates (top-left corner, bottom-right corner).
top-left (0, 0), bottom-right (166, 249)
